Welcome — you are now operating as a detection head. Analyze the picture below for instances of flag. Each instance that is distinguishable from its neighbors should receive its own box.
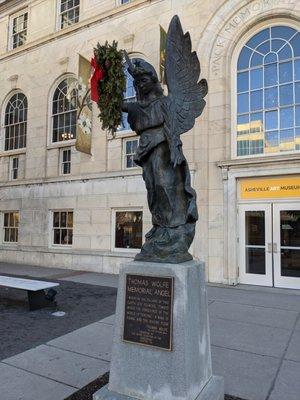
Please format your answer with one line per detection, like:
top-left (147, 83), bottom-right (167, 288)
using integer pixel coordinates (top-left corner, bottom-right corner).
top-left (75, 55), bottom-right (93, 155)
top-left (160, 25), bottom-right (167, 84)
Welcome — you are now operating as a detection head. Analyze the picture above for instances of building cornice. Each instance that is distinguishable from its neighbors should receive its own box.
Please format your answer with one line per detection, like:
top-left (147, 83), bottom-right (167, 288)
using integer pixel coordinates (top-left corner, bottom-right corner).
top-left (217, 153), bottom-right (300, 169)
top-left (0, 0), bottom-right (162, 62)
top-left (0, 163), bottom-right (197, 188)
top-left (0, 0), bottom-right (28, 14)
top-left (0, 168), bottom-right (143, 188)
top-left (0, 244), bottom-right (138, 258)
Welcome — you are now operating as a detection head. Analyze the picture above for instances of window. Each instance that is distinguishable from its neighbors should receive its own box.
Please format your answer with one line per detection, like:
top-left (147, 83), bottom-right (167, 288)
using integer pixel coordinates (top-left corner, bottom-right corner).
top-left (10, 156), bottom-right (19, 180)
top-left (52, 77), bottom-right (77, 143)
top-left (119, 66), bottom-right (136, 131)
top-left (114, 211), bottom-right (142, 249)
top-left (3, 212), bottom-right (19, 243)
top-left (59, 0), bottom-right (80, 29)
top-left (4, 92), bottom-right (27, 151)
top-left (120, 0), bottom-right (131, 4)
top-left (52, 210), bottom-right (73, 245)
top-left (124, 138), bottom-right (139, 168)
top-left (60, 148), bottom-right (71, 175)
top-left (236, 25), bottom-right (300, 156)
top-left (10, 10), bottom-right (28, 49)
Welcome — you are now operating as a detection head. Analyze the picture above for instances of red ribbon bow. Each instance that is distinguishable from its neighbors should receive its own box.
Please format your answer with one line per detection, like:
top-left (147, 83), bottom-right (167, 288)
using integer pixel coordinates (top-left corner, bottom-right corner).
top-left (90, 57), bottom-right (105, 102)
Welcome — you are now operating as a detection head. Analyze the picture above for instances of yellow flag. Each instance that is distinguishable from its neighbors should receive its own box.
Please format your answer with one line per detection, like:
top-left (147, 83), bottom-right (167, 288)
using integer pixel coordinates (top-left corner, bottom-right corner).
top-left (75, 55), bottom-right (93, 155)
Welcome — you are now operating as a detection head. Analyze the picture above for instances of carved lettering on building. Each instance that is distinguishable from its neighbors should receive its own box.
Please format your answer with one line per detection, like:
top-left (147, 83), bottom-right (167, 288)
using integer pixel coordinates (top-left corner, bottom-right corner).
top-left (211, 37), bottom-right (227, 75)
top-left (211, 0), bottom-right (296, 77)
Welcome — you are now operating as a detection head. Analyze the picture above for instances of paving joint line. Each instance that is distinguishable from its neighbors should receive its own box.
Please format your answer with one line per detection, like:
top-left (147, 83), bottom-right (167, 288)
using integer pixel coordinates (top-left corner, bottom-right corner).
top-left (212, 315), bottom-right (294, 331)
top-left (265, 311), bottom-right (300, 400)
top-left (283, 355), bottom-right (300, 362)
top-left (47, 271), bottom-right (87, 279)
top-left (95, 320), bottom-right (114, 326)
top-left (211, 344), bottom-right (282, 359)
top-left (0, 360), bottom-right (79, 389)
top-left (208, 298), bottom-right (300, 312)
top-left (45, 343), bottom-right (111, 363)
top-left (208, 284), bottom-right (300, 296)
top-left (209, 299), bottom-right (300, 312)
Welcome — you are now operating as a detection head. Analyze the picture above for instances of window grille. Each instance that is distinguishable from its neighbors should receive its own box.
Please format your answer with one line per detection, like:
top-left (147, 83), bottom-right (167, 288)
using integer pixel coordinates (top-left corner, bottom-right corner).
top-left (52, 77), bottom-right (78, 143)
top-left (4, 93), bottom-right (27, 151)
top-left (11, 11), bottom-right (28, 49)
top-left (52, 210), bottom-right (73, 245)
top-left (60, 0), bottom-right (80, 29)
top-left (60, 148), bottom-right (71, 175)
top-left (119, 66), bottom-right (136, 131)
top-left (124, 138), bottom-right (139, 168)
top-left (236, 26), bottom-right (300, 156)
top-left (3, 212), bottom-right (19, 243)
top-left (10, 157), bottom-right (19, 180)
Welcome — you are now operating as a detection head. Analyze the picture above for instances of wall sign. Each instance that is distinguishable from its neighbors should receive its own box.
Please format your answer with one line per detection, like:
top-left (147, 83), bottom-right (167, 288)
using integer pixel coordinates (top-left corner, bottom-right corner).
top-left (123, 274), bottom-right (173, 351)
top-left (240, 176), bottom-right (300, 199)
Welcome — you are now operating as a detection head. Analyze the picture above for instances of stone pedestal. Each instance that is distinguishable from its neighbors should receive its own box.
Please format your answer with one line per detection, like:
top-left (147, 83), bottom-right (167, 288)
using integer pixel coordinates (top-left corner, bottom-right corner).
top-left (94, 260), bottom-right (224, 400)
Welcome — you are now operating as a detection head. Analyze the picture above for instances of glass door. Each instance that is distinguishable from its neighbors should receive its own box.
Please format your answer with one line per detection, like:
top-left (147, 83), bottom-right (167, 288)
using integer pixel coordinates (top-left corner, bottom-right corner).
top-left (238, 204), bottom-right (273, 286)
top-left (273, 203), bottom-right (300, 289)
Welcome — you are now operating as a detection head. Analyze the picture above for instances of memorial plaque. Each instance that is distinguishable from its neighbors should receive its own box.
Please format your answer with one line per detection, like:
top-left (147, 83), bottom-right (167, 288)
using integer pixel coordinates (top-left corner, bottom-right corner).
top-left (123, 274), bottom-right (173, 351)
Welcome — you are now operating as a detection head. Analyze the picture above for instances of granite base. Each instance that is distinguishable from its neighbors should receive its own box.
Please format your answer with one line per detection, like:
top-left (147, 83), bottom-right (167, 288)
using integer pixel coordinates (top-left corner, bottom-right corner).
top-left (94, 376), bottom-right (224, 400)
top-left (93, 260), bottom-right (224, 400)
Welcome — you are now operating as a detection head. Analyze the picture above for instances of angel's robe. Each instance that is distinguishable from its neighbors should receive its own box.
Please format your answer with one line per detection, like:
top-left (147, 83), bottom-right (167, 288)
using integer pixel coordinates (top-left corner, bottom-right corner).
top-left (127, 97), bottom-right (198, 229)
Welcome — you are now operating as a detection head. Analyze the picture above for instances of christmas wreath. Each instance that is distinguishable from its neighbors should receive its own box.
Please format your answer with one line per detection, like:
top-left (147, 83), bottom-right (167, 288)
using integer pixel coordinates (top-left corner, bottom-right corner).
top-left (92, 41), bottom-right (126, 135)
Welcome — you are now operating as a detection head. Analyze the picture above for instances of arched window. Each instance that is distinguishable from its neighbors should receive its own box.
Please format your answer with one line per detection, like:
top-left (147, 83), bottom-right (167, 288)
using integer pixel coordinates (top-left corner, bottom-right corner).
top-left (52, 77), bottom-right (78, 143)
top-left (4, 92), bottom-right (27, 151)
top-left (236, 25), bottom-right (300, 156)
top-left (119, 66), bottom-right (136, 131)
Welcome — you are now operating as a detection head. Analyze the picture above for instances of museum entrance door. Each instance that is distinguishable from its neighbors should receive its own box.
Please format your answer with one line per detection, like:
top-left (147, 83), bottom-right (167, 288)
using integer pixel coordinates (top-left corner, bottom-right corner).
top-left (238, 203), bottom-right (300, 289)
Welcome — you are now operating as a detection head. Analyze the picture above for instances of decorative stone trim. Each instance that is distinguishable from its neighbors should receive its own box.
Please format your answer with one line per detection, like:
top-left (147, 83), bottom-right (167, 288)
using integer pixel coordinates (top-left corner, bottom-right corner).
top-left (0, 168), bottom-right (143, 187)
top-left (218, 154), bottom-right (300, 168)
top-left (7, 74), bottom-right (18, 82)
top-left (198, 0), bottom-right (299, 79)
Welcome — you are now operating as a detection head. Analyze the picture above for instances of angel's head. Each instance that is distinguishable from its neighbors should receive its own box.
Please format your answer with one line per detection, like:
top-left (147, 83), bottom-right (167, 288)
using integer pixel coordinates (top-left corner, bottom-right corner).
top-left (127, 58), bottom-right (163, 100)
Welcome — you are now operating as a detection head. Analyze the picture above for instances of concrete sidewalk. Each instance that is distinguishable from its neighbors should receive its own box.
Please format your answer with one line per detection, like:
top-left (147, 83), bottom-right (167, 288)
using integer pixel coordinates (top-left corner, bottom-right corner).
top-left (0, 263), bottom-right (299, 400)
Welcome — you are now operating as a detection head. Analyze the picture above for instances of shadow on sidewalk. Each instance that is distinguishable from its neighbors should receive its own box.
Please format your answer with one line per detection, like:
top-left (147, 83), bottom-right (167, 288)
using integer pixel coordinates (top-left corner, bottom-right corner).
top-left (0, 278), bottom-right (117, 360)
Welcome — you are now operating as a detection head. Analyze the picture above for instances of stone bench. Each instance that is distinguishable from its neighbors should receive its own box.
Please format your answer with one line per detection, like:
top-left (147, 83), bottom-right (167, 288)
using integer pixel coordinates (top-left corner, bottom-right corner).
top-left (0, 275), bottom-right (59, 310)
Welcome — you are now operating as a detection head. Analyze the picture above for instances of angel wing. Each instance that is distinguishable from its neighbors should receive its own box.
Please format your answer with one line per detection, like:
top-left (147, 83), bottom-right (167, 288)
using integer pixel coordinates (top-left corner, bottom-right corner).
top-left (165, 15), bottom-right (208, 137)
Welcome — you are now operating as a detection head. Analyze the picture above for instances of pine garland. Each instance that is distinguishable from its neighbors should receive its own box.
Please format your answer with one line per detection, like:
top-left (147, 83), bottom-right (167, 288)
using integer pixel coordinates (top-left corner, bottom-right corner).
top-left (94, 41), bottom-right (126, 134)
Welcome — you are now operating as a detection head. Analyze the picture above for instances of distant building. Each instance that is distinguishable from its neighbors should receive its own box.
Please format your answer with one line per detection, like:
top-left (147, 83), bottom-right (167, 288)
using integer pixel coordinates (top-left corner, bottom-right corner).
top-left (0, 0), bottom-right (299, 289)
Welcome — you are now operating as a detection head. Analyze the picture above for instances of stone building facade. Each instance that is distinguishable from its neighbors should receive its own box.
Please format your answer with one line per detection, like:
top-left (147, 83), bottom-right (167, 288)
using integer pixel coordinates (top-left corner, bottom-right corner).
top-left (0, 0), bottom-right (299, 289)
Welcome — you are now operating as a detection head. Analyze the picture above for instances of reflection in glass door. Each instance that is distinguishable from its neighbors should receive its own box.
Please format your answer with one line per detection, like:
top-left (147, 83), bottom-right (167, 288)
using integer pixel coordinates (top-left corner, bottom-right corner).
top-left (239, 204), bottom-right (273, 286)
top-left (245, 211), bottom-right (266, 275)
top-left (273, 204), bottom-right (300, 289)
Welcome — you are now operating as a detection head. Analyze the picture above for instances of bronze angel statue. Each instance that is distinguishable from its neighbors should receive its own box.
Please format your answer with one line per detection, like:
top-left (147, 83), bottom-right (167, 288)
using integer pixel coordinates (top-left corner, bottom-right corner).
top-left (122, 15), bottom-right (208, 263)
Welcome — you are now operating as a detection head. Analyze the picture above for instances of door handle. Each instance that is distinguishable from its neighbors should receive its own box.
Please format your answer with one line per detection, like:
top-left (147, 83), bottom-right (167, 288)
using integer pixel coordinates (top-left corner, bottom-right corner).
top-left (273, 243), bottom-right (278, 253)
